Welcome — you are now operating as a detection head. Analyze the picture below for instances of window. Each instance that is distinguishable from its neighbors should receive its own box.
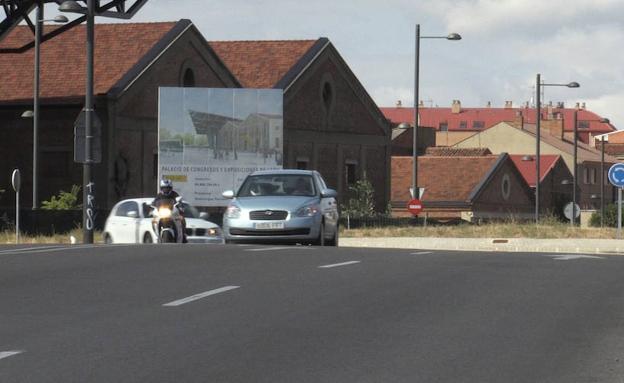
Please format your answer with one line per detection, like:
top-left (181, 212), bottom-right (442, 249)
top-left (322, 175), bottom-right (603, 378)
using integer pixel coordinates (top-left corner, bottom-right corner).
top-left (345, 162), bottom-right (357, 186)
top-left (578, 121), bottom-right (590, 129)
top-left (182, 68), bottom-right (195, 87)
top-left (459, 121), bottom-right (467, 129)
top-left (583, 168), bottom-right (589, 184)
top-left (590, 168), bottom-right (597, 184)
top-left (116, 201), bottom-right (138, 217)
top-left (473, 121), bottom-right (485, 129)
top-left (322, 81), bottom-right (333, 111)
top-left (439, 122), bottom-right (448, 132)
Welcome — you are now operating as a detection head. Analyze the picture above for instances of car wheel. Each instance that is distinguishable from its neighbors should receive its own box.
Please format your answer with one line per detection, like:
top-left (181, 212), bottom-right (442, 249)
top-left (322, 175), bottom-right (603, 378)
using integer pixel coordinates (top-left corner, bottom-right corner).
top-left (314, 223), bottom-right (326, 246)
top-left (143, 233), bottom-right (153, 244)
top-left (104, 233), bottom-right (113, 244)
top-left (327, 224), bottom-right (338, 247)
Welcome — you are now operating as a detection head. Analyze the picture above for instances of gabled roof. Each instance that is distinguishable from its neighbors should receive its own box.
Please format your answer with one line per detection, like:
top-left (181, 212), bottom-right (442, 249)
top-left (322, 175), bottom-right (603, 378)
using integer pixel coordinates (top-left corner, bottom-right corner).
top-left (391, 155), bottom-right (502, 203)
top-left (381, 106), bottom-right (616, 134)
top-left (509, 154), bottom-right (561, 187)
top-left (208, 39), bottom-right (324, 88)
top-left (0, 20), bottom-right (188, 103)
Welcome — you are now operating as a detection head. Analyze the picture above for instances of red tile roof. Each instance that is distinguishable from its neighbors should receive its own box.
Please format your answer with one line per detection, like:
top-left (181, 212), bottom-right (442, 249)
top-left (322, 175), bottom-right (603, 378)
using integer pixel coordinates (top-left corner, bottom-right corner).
top-left (381, 106), bottom-right (616, 134)
top-left (208, 40), bottom-right (317, 88)
top-left (391, 155), bottom-right (500, 203)
top-left (425, 147), bottom-right (492, 156)
top-left (509, 154), bottom-right (560, 187)
top-left (0, 22), bottom-right (178, 102)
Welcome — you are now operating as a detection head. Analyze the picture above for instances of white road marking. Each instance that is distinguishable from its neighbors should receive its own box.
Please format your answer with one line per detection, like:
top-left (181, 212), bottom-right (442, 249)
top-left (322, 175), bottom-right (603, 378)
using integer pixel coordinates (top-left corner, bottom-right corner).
top-left (163, 286), bottom-right (240, 307)
top-left (245, 246), bottom-right (313, 252)
top-left (411, 251), bottom-right (433, 255)
top-left (0, 245), bottom-right (62, 254)
top-left (0, 245), bottom-right (100, 256)
top-left (318, 261), bottom-right (361, 269)
top-left (547, 254), bottom-right (605, 261)
top-left (0, 350), bottom-right (24, 360)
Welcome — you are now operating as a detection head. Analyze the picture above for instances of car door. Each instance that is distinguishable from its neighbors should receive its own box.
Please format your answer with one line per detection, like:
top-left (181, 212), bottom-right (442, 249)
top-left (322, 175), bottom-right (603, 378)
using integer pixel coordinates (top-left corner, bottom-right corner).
top-left (114, 201), bottom-right (140, 243)
top-left (315, 174), bottom-right (338, 236)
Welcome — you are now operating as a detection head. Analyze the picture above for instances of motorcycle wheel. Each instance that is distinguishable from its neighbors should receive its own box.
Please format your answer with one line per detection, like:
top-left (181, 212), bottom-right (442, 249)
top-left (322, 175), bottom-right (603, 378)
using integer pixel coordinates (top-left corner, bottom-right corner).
top-left (161, 231), bottom-right (175, 243)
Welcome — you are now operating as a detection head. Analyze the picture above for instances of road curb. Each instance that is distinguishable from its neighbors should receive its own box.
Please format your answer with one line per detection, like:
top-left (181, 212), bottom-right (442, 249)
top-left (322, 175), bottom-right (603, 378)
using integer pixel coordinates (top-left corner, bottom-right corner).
top-left (339, 237), bottom-right (624, 255)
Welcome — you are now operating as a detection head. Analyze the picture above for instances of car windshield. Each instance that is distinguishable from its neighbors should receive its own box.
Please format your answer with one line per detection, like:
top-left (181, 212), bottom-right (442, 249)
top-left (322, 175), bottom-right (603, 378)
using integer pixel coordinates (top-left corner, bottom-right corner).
top-left (238, 174), bottom-right (316, 197)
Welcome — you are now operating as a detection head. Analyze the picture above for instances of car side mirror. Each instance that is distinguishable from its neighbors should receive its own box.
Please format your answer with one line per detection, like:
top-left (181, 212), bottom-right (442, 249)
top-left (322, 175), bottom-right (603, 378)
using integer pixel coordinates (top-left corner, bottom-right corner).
top-left (127, 210), bottom-right (138, 218)
top-left (199, 212), bottom-right (209, 220)
top-left (321, 188), bottom-right (337, 198)
top-left (222, 190), bottom-right (235, 199)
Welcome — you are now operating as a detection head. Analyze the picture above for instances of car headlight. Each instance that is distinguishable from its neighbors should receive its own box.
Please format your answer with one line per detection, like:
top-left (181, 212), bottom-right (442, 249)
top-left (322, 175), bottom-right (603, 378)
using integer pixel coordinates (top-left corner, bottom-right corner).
top-left (206, 228), bottom-right (221, 237)
top-left (295, 203), bottom-right (320, 217)
top-left (225, 205), bottom-right (241, 219)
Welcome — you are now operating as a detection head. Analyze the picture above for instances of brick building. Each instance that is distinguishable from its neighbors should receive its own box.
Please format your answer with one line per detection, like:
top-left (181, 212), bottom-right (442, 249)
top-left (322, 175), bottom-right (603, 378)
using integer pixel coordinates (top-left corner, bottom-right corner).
top-left (391, 153), bottom-right (534, 221)
top-left (0, 19), bottom-right (390, 214)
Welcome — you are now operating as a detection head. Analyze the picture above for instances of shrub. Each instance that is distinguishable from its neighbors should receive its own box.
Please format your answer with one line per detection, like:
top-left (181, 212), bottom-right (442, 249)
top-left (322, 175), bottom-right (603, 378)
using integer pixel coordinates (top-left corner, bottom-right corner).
top-left (341, 178), bottom-right (375, 218)
top-left (589, 203), bottom-right (621, 227)
top-left (41, 185), bottom-right (81, 210)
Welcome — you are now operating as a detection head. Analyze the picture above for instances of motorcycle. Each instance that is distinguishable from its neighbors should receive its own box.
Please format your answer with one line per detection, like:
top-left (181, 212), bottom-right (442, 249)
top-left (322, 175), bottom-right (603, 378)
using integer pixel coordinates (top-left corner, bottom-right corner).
top-left (151, 197), bottom-right (185, 243)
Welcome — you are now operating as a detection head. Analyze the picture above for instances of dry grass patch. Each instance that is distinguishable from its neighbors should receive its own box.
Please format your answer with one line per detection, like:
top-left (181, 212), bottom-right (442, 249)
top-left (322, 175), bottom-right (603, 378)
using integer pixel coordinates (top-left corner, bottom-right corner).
top-left (0, 228), bottom-right (103, 244)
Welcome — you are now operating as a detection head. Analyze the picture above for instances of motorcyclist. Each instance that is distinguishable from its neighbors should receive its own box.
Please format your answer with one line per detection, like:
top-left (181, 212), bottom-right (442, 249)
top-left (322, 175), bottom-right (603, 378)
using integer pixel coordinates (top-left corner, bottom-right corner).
top-left (151, 179), bottom-right (187, 243)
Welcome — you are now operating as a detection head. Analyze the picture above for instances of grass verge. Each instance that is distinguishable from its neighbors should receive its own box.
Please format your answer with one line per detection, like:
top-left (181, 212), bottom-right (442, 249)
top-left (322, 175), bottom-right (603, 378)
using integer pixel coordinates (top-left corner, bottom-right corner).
top-left (1, 229), bottom-right (103, 244)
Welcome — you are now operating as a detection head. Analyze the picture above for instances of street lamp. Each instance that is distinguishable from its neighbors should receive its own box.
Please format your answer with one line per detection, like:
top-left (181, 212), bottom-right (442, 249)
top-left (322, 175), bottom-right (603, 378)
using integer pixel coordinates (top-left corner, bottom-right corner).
top-left (407, 24), bottom-right (461, 199)
top-left (535, 75), bottom-right (579, 224)
top-left (60, 0), bottom-right (94, 244)
top-left (27, 6), bottom-right (68, 210)
top-left (594, 119), bottom-right (611, 227)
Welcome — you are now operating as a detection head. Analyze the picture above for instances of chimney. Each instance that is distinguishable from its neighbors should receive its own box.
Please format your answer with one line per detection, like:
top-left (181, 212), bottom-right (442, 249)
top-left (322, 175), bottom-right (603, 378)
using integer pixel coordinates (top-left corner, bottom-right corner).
top-left (486, 101), bottom-right (491, 108)
top-left (524, 101), bottom-right (529, 108)
top-left (451, 99), bottom-right (461, 114)
top-left (575, 102), bottom-right (581, 110)
top-left (543, 115), bottom-right (564, 140)
top-left (581, 102), bottom-right (586, 110)
top-left (546, 101), bottom-right (554, 119)
top-left (557, 101), bottom-right (565, 109)
top-left (512, 110), bottom-right (524, 129)
top-left (396, 100), bottom-right (402, 107)
top-left (504, 100), bottom-right (513, 109)
top-left (419, 100), bottom-right (425, 107)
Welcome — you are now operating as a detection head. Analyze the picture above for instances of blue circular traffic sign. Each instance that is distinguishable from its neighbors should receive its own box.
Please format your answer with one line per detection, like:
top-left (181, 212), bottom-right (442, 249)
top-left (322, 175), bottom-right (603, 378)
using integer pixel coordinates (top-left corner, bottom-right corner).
top-left (608, 163), bottom-right (624, 187)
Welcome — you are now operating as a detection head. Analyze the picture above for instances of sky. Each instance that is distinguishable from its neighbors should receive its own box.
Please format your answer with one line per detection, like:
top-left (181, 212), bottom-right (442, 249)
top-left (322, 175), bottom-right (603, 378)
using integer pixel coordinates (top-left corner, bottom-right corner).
top-left (42, 0), bottom-right (624, 129)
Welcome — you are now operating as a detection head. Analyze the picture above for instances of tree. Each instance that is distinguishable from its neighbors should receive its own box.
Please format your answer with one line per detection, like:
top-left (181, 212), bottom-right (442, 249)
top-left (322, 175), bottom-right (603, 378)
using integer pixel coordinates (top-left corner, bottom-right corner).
top-left (340, 178), bottom-right (375, 218)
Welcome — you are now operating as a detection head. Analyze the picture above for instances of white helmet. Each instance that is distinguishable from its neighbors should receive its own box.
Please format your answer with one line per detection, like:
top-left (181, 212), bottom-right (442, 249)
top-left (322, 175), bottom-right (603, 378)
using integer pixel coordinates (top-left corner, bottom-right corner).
top-left (160, 179), bottom-right (173, 195)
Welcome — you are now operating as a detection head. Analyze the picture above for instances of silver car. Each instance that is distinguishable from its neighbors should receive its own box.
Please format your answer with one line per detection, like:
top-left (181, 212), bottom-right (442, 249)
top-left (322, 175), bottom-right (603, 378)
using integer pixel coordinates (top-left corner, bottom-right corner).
top-left (222, 170), bottom-right (339, 245)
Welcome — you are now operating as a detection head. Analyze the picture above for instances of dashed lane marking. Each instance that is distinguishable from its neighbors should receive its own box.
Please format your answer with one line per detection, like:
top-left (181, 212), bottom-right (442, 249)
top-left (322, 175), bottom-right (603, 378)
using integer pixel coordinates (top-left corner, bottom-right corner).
top-left (318, 261), bottom-right (361, 269)
top-left (163, 286), bottom-right (240, 307)
top-left (411, 251), bottom-right (433, 255)
top-left (0, 350), bottom-right (24, 361)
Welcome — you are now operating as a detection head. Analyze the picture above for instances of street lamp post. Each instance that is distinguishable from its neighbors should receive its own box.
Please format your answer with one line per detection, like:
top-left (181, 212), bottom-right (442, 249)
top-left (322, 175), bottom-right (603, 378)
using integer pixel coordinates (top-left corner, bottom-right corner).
top-left (60, 0), bottom-right (95, 244)
top-left (410, 24), bottom-right (460, 199)
top-left (29, 5), bottom-right (68, 209)
top-left (534, 75), bottom-right (579, 224)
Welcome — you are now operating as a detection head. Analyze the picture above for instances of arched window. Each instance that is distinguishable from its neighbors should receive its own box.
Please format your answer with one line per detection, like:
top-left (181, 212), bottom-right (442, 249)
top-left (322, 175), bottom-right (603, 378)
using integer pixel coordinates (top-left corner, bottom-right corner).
top-left (322, 81), bottom-right (333, 111)
top-left (183, 68), bottom-right (195, 87)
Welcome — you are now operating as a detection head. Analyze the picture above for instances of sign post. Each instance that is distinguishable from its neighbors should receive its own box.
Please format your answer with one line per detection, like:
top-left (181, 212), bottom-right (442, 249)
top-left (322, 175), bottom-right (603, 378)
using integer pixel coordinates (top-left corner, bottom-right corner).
top-left (607, 163), bottom-right (624, 239)
top-left (11, 169), bottom-right (21, 244)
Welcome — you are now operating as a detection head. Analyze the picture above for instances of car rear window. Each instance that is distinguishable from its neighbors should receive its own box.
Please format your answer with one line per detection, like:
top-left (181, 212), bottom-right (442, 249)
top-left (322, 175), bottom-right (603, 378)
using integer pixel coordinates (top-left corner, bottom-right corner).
top-left (238, 175), bottom-right (316, 197)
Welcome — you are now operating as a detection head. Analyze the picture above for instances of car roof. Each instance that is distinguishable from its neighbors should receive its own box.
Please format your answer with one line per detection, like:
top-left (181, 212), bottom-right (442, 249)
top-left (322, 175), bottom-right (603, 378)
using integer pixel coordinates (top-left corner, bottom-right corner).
top-left (250, 169), bottom-right (318, 176)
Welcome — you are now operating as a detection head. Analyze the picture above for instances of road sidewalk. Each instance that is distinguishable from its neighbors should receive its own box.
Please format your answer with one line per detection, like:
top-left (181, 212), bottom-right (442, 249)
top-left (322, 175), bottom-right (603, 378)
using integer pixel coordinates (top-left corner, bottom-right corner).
top-left (339, 237), bottom-right (624, 255)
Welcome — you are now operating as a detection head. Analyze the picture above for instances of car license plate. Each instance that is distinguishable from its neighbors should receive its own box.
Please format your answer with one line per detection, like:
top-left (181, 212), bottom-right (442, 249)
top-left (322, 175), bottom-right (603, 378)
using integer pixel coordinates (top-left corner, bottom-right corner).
top-left (254, 222), bottom-right (284, 230)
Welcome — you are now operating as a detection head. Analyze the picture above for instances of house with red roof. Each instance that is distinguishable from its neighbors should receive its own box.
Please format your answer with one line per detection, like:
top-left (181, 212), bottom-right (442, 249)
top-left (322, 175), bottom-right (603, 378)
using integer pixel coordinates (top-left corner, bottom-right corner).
top-left (382, 100), bottom-right (616, 150)
top-left (454, 117), bottom-right (618, 210)
top-left (0, 19), bottom-right (390, 214)
top-left (391, 153), bottom-right (534, 221)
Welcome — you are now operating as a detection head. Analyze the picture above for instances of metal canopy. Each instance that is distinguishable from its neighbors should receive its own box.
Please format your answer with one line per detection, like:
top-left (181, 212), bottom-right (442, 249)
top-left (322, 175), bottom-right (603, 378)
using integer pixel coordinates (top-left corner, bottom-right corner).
top-left (0, 0), bottom-right (148, 51)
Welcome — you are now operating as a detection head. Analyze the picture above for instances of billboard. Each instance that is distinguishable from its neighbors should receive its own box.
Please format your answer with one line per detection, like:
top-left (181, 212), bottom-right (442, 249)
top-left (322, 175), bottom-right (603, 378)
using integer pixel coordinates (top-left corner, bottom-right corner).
top-left (158, 87), bottom-right (283, 207)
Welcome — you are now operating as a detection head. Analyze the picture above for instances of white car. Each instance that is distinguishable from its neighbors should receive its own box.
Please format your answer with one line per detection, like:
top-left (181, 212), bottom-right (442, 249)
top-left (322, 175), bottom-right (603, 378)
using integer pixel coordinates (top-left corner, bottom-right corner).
top-left (103, 198), bottom-right (224, 244)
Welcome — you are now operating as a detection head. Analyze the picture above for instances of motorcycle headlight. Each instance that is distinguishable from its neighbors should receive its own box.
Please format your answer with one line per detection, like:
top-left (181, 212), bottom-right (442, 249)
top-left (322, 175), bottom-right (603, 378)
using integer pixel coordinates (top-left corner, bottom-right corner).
top-left (157, 207), bottom-right (172, 218)
top-left (296, 203), bottom-right (320, 217)
top-left (225, 205), bottom-right (241, 219)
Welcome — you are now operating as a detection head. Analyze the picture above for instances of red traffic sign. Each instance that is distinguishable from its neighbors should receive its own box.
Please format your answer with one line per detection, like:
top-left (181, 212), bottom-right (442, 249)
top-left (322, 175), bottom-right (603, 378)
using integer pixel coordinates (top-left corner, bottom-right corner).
top-left (407, 198), bottom-right (423, 215)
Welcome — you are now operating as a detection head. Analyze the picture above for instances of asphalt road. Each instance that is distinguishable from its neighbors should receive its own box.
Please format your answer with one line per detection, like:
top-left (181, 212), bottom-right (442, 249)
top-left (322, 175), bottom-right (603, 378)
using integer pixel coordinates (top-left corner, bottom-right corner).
top-left (1, 244), bottom-right (623, 382)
